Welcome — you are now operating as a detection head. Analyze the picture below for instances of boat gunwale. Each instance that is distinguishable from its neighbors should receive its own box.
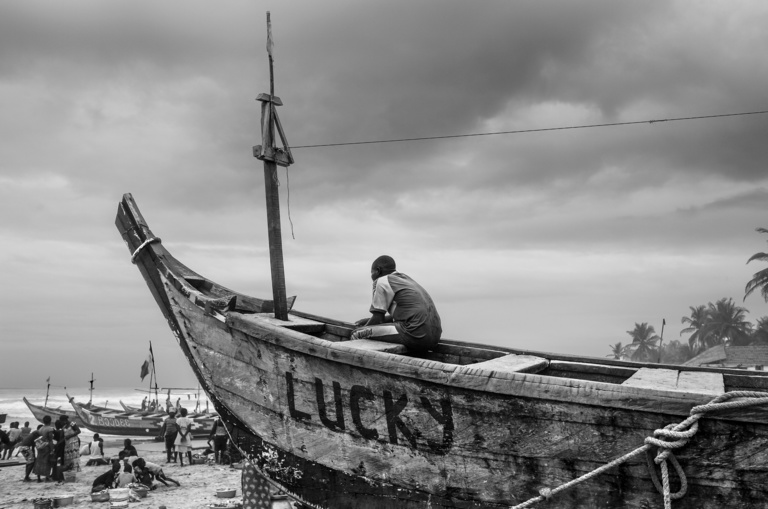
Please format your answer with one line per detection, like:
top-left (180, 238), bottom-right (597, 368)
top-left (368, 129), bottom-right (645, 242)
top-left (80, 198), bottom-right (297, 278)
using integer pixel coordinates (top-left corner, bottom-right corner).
top-left (119, 193), bottom-right (768, 424)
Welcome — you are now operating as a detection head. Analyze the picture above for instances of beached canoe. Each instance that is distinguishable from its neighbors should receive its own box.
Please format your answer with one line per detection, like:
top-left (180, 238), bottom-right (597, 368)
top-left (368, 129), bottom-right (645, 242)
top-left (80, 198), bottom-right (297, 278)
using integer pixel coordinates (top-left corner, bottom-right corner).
top-left (116, 192), bottom-right (768, 508)
top-left (68, 395), bottom-right (216, 438)
top-left (22, 397), bottom-right (111, 427)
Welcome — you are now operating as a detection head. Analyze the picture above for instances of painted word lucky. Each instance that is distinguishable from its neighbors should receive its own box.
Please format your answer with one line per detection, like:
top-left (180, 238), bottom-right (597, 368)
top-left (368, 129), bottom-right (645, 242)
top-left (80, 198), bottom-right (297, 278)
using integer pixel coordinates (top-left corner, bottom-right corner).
top-left (285, 372), bottom-right (454, 454)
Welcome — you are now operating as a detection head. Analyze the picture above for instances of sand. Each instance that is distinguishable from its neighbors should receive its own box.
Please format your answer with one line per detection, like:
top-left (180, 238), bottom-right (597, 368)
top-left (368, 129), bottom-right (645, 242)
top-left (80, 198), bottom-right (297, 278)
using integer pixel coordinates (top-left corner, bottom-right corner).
top-left (0, 438), bottom-right (246, 509)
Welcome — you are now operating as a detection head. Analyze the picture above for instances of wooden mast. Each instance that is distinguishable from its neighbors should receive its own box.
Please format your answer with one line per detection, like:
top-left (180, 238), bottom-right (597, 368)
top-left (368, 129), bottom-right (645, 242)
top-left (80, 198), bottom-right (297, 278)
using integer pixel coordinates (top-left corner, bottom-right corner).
top-left (254, 11), bottom-right (293, 321)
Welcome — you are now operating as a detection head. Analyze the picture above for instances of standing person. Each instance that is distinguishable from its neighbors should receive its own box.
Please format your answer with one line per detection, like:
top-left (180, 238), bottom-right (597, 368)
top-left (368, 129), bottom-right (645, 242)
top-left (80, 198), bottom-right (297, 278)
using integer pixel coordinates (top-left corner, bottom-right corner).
top-left (0, 428), bottom-right (9, 461)
top-left (174, 408), bottom-right (193, 466)
top-left (51, 420), bottom-right (66, 481)
top-left (33, 415), bottom-right (55, 482)
top-left (17, 425), bottom-right (41, 482)
top-left (14, 422), bottom-right (32, 457)
top-left (352, 255), bottom-right (442, 353)
top-left (159, 412), bottom-right (178, 463)
top-left (59, 415), bottom-right (81, 472)
top-left (208, 417), bottom-right (229, 464)
top-left (3, 422), bottom-right (21, 459)
top-left (141, 397), bottom-right (147, 411)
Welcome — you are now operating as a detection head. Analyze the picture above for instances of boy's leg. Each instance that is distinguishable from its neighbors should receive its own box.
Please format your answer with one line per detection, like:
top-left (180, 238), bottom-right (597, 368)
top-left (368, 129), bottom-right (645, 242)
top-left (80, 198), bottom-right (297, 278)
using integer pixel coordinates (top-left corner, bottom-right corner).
top-left (350, 323), bottom-right (403, 343)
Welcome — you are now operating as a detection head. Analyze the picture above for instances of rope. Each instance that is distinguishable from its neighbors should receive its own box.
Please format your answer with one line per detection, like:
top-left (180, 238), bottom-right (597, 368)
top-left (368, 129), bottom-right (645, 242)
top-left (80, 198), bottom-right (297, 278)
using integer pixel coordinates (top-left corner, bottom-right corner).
top-left (290, 109), bottom-right (768, 149)
top-left (510, 391), bottom-right (768, 509)
top-left (130, 237), bottom-right (161, 264)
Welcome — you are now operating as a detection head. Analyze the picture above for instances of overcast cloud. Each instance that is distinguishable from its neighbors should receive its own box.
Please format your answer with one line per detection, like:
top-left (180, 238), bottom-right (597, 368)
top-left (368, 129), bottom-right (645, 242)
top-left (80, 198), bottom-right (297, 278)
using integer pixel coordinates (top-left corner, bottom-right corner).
top-left (2, 1), bottom-right (768, 389)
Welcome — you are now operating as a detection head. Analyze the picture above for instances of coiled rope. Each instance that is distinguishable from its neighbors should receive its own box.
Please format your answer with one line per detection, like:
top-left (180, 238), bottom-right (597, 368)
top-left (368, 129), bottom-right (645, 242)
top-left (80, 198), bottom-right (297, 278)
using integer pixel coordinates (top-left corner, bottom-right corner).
top-left (511, 391), bottom-right (768, 509)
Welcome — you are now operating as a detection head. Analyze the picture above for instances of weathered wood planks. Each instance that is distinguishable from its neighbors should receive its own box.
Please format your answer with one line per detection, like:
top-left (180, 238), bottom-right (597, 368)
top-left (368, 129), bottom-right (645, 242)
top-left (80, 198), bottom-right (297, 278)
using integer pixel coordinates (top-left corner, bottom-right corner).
top-left (465, 353), bottom-right (548, 373)
top-left (622, 368), bottom-right (725, 395)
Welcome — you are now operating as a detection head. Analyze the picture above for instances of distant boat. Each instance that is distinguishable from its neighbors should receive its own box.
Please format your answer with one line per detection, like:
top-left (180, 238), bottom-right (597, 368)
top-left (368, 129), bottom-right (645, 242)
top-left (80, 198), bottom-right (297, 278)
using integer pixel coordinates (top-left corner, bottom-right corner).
top-left (23, 397), bottom-right (109, 427)
top-left (68, 394), bottom-right (216, 437)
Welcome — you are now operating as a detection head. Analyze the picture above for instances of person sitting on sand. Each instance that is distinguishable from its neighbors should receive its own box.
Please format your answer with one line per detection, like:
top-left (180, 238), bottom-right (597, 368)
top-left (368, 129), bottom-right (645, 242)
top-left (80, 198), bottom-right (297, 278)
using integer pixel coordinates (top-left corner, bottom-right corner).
top-left (133, 457), bottom-right (180, 488)
top-left (352, 255), bottom-right (442, 353)
top-left (121, 438), bottom-right (138, 458)
top-left (91, 459), bottom-right (121, 493)
top-left (115, 461), bottom-right (137, 487)
top-left (80, 434), bottom-right (107, 466)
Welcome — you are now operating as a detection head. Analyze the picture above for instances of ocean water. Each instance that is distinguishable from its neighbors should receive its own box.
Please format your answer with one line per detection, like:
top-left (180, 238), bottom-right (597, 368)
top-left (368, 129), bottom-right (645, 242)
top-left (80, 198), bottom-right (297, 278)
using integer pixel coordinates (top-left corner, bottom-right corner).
top-left (0, 387), bottom-right (210, 439)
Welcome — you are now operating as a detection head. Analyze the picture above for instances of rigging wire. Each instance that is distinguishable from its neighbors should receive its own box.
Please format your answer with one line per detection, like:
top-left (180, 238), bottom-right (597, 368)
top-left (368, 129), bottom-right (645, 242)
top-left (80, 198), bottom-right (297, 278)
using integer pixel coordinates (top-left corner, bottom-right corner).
top-left (290, 109), bottom-right (768, 149)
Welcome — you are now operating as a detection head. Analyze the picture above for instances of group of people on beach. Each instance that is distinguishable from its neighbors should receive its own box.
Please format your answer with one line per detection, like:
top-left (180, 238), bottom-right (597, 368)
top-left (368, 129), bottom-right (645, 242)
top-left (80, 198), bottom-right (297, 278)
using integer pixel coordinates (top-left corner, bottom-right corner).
top-left (1, 421), bottom-right (31, 460)
top-left (11, 414), bottom-right (82, 483)
top-left (158, 408), bottom-right (229, 465)
top-left (91, 438), bottom-right (180, 493)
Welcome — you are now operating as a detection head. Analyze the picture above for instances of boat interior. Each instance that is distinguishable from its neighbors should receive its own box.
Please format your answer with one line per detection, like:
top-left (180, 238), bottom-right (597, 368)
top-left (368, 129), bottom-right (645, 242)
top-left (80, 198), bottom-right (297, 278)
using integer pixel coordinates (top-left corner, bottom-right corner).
top-left (159, 265), bottom-right (768, 397)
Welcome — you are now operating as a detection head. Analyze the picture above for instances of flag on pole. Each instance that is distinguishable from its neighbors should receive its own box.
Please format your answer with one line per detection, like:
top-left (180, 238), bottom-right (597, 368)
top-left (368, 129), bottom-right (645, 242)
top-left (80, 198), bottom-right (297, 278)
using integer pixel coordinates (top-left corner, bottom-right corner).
top-left (140, 352), bottom-right (153, 381)
top-left (266, 12), bottom-right (274, 57)
top-left (46, 377), bottom-right (50, 383)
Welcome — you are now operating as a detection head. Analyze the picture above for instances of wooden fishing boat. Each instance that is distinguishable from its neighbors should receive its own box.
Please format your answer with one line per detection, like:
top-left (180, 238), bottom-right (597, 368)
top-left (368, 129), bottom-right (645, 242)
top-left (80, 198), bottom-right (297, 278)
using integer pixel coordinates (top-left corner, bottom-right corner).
top-left (119, 400), bottom-right (141, 412)
top-left (116, 192), bottom-right (768, 508)
top-left (114, 17), bottom-right (768, 508)
top-left (68, 394), bottom-right (216, 438)
top-left (22, 397), bottom-right (110, 427)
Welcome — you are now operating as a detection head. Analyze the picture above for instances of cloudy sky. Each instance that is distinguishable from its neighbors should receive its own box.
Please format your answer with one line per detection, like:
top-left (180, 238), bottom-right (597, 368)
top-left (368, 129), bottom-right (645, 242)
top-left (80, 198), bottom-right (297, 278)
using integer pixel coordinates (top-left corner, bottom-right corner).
top-left (2, 1), bottom-right (768, 390)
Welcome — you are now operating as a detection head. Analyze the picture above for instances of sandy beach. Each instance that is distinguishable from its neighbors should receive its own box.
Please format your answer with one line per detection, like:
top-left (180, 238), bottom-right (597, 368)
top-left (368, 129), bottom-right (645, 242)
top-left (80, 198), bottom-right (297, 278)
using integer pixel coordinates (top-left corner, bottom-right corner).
top-left (0, 438), bottom-right (247, 509)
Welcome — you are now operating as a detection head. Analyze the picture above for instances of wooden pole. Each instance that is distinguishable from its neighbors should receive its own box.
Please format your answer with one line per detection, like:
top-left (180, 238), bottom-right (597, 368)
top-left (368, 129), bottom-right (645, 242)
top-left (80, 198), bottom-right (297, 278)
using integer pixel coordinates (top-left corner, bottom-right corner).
top-left (261, 11), bottom-right (288, 321)
top-left (657, 318), bottom-right (666, 363)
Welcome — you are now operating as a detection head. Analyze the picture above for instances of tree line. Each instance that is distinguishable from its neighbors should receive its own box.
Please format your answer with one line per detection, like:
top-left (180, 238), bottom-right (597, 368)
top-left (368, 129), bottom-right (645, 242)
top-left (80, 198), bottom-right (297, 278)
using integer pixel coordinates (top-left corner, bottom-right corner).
top-left (608, 228), bottom-right (768, 363)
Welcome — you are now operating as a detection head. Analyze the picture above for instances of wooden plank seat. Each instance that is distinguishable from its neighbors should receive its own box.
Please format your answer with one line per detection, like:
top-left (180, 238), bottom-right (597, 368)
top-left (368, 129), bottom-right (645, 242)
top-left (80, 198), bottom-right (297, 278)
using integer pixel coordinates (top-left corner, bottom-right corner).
top-left (467, 354), bottom-right (549, 374)
top-left (621, 367), bottom-right (725, 395)
top-left (339, 339), bottom-right (408, 354)
top-left (247, 313), bottom-right (326, 334)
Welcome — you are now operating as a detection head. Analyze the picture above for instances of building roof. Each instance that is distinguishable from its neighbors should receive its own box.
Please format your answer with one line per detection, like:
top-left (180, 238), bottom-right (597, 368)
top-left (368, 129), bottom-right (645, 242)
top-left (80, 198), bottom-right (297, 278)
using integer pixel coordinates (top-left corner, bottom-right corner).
top-left (684, 344), bottom-right (768, 368)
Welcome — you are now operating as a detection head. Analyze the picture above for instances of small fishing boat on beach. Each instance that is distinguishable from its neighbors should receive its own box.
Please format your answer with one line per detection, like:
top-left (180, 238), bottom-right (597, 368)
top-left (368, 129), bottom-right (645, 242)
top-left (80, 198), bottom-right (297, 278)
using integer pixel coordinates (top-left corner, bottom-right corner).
top-left (23, 375), bottom-right (108, 426)
top-left (115, 15), bottom-right (768, 509)
top-left (68, 394), bottom-right (216, 438)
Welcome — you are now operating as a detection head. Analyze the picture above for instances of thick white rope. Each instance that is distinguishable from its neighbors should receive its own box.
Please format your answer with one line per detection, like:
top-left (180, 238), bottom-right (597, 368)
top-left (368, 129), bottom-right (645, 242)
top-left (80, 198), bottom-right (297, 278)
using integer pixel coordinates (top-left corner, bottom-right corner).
top-left (130, 237), bottom-right (161, 264)
top-left (511, 391), bottom-right (768, 509)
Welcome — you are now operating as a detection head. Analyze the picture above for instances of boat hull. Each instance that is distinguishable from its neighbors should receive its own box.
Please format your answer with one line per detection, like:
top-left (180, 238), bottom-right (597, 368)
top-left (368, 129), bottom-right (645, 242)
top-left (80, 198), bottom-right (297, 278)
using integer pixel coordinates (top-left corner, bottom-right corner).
top-left (24, 397), bottom-right (88, 427)
top-left (116, 193), bottom-right (768, 508)
top-left (68, 398), bottom-right (216, 438)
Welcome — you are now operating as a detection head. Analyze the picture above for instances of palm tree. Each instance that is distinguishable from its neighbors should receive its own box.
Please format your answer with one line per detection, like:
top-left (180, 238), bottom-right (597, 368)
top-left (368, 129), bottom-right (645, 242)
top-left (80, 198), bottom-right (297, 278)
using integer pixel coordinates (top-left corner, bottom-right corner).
top-left (659, 339), bottom-right (694, 364)
top-left (705, 297), bottom-right (752, 347)
top-left (626, 322), bottom-right (660, 362)
top-left (751, 316), bottom-right (768, 345)
top-left (607, 342), bottom-right (625, 360)
top-left (680, 305), bottom-right (709, 354)
top-left (745, 227), bottom-right (768, 302)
